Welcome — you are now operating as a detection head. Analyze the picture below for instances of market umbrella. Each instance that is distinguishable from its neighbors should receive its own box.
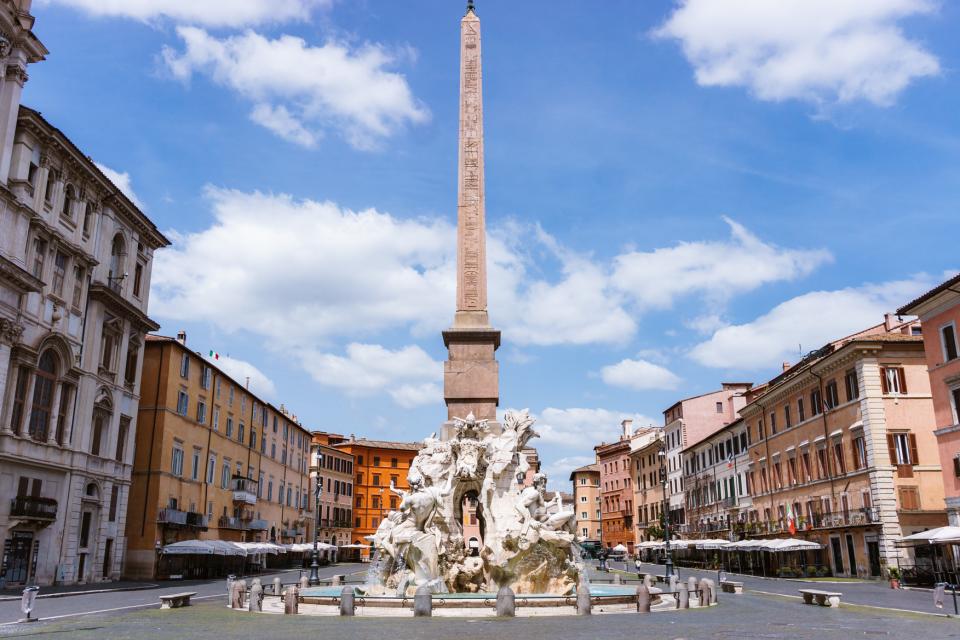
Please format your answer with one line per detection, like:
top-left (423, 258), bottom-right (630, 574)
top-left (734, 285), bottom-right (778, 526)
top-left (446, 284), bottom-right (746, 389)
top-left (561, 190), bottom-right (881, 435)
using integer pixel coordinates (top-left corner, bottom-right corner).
top-left (899, 527), bottom-right (960, 545)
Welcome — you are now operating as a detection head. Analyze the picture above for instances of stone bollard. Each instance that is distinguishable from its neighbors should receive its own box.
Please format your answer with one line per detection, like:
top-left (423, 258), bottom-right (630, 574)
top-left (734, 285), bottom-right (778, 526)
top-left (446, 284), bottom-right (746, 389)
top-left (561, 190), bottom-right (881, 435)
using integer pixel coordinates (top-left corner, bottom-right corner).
top-left (227, 575), bottom-right (236, 607)
top-left (283, 586), bottom-right (299, 615)
top-left (613, 573), bottom-right (623, 585)
top-left (273, 577), bottom-right (282, 596)
top-left (636, 585), bottom-right (651, 613)
top-left (699, 580), bottom-right (709, 607)
top-left (710, 579), bottom-right (718, 605)
top-left (331, 574), bottom-right (343, 586)
top-left (643, 574), bottom-right (653, 590)
top-left (339, 586), bottom-right (355, 616)
top-left (496, 585), bottom-right (515, 617)
top-left (414, 585), bottom-right (433, 617)
top-left (576, 580), bottom-right (592, 616)
top-left (249, 580), bottom-right (264, 613)
top-left (678, 582), bottom-right (689, 609)
top-left (232, 580), bottom-right (246, 609)
top-left (668, 574), bottom-right (679, 594)
top-left (299, 576), bottom-right (309, 590)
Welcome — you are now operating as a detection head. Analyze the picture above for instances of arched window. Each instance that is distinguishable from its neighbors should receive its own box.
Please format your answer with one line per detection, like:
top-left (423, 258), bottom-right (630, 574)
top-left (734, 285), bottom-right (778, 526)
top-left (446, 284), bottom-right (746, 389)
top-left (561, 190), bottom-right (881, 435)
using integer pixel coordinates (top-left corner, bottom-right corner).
top-left (82, 202), bottom-right (94, 236)
top-left (108, 234), bottom-right (125, 293)
top-left (124, 338), bottom-right (140, 387)
top-left (62, 184), bottom-right (75, 219)
top-left (85, 482), bottom-right (99, 498)
top-left (91, 396), bottom-right (112, 457)
top-left (28, 350), bottom-right (58, 441)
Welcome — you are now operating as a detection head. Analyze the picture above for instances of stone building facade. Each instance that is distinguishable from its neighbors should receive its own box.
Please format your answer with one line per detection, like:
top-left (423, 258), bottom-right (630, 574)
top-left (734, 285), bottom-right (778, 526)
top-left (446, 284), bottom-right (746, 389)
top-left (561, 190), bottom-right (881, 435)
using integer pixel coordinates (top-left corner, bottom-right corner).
top-left (0, 0), bottom-right (169, 586)
top-left (630, 430), bottom-right (665, 544)
top-left (310, 431), bottom-right (354, 548)
top-left (596, 421), bottom-right (635, 553)
top-left (740, 318), bottom-right (945, 578)
top-left (569, 463), bottom-right (600, 544)
top-left (899, 274), bottom-right (960, 527)
top-left (124, 335), bottom-right (313, 579)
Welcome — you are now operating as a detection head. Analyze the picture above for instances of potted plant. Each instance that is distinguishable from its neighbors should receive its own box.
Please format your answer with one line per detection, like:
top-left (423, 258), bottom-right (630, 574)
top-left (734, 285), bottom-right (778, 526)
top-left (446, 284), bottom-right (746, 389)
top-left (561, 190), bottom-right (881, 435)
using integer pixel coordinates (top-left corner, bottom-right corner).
top-left (888, 567), bottom-right (901, 589)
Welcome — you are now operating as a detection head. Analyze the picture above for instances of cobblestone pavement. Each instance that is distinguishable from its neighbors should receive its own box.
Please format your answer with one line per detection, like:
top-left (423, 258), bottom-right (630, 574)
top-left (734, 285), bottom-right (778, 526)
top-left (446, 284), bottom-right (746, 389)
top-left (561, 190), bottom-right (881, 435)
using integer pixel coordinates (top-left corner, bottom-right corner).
top-left (0, 563), bottom-right (367, 624)
top-left (2, 587), bottom-right (959, 639)
top-left (596, 560), bottom-right (951, 615)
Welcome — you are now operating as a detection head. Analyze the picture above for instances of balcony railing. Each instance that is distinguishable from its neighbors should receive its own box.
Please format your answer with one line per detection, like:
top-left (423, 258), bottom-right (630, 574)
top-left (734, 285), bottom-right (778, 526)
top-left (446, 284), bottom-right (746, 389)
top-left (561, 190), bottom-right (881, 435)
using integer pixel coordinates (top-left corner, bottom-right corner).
top-left (158, 508), bottom-right (208, 528)
top-left (230, 477), bottom-right (258, 504)
top-left (741, 508), bottom-right (879, 535)
top-left (10, 496), bottom-right (57, 521)
top-left (317, 518), bottom-right (352, 528)
top-left (218, 515), bottom-right (269, 531)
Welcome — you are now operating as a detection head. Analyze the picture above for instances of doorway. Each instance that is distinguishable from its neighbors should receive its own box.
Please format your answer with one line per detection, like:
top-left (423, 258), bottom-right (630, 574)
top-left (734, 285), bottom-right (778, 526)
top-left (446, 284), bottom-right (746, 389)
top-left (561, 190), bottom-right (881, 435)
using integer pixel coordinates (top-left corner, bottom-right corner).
top-left (845, 534), bottom-right (857, 576)
top-left (102, 539), bottom-right (113, 578)
top-left (1, 532), bottom-right (35, 584)
top-left (867, 540), bottom-right (881, 576)
top-left (830, 537), bottom-right (845, 575)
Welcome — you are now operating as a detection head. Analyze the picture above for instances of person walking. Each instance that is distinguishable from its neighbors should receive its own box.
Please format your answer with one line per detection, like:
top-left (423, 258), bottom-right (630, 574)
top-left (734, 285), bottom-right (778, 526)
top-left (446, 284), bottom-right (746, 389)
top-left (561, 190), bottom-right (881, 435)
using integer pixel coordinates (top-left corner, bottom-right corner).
top-left (634, 556), bottom-right (642, 579)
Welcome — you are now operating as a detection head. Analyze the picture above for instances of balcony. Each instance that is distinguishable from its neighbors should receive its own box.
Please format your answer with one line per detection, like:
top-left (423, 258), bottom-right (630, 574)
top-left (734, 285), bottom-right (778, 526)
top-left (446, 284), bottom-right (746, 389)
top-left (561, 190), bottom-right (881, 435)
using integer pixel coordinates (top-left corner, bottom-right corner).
top-left (219, 515), bottom-right (269, 531)
top-left (318, 518), bottom-right (353, 528)
top-left (230, 476), bottom-right (258, 505)
top-left (741, 508), bottom-right (879, 535)
top-left (283, 528), bottom-right (304, 538)
top-left (158, 508), bottom-right (208, 529)
top-left (10, 496), bottom-right (57, 522)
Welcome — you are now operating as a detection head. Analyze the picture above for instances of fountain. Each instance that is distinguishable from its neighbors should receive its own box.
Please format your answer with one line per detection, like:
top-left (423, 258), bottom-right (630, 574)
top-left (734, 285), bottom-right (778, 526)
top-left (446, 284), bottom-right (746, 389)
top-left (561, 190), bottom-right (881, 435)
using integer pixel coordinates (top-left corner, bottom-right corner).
top-left (362, 410), bottom-right (581, 596)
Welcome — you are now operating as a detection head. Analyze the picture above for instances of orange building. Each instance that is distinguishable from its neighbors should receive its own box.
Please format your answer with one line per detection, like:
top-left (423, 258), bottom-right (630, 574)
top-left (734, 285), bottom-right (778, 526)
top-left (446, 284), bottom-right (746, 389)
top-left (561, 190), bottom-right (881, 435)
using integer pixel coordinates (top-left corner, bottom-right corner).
top-left (596, 421), bottom-right (635, 553)
top-left (334, 437), bottom-right (421, 559)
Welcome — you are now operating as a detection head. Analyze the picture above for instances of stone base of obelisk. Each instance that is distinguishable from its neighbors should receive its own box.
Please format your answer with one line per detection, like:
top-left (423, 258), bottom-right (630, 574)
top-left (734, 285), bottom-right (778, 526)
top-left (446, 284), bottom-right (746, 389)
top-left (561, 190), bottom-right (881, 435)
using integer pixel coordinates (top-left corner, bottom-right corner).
top-left (441, 325), bottom-right (500, 441)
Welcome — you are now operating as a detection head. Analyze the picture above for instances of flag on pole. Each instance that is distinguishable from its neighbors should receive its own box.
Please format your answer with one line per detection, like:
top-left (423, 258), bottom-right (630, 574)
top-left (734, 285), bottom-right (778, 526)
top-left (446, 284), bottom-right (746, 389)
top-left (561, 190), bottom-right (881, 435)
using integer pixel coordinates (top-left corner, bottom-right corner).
top-left (786, 503), bottom-right (797, 536)
top-left (208, 350), bottom-right (220, 360)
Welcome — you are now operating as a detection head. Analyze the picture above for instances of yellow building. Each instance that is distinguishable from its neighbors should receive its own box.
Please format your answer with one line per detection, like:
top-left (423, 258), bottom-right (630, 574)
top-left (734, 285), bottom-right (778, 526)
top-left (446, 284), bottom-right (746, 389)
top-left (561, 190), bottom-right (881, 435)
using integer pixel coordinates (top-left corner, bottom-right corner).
top-left (630, 434), bottom-right (666, 545)
top-left (569, 464), bottom-right (601, 544)
top-left (334, 437), bottom-right (421, 559)
top-left (124, 334), bottom-right (313, 579)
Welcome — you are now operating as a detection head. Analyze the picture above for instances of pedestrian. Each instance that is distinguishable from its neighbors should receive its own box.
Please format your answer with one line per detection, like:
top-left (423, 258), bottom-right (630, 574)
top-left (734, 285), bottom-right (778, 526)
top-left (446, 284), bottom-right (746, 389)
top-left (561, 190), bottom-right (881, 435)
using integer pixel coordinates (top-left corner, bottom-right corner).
top-left (635, 556), bottom-right (642, 579)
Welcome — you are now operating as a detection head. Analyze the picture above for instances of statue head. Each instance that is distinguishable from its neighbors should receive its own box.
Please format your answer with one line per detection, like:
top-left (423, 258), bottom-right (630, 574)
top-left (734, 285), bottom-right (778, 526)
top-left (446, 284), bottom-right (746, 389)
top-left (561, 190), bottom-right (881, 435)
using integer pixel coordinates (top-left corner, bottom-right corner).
top-left (407, 469), bottom-right (425, 491)
top-left (532, 472), bottom-right (547, 491)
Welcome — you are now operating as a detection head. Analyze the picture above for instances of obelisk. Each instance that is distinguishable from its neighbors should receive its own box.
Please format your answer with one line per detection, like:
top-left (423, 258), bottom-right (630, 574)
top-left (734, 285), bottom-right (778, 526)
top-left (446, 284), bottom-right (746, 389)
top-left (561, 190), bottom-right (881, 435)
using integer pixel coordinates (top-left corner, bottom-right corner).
top-left (443, 0), bottom-right (500, 436)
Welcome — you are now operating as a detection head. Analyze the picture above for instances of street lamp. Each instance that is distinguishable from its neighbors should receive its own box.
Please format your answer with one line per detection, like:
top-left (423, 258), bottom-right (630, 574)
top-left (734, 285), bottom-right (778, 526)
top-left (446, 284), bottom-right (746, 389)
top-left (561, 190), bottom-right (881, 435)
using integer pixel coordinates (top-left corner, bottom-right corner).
top-left (308, 454), bottom-right (323, 586)
top-left (658, 444), bottom-right (674, 579)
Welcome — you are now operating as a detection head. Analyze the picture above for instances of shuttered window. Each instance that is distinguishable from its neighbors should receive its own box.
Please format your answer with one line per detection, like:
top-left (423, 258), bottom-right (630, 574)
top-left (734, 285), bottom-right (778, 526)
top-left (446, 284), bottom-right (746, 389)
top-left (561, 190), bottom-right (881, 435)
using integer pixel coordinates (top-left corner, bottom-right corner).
top-left (880, 367), bottom-right (907, 395)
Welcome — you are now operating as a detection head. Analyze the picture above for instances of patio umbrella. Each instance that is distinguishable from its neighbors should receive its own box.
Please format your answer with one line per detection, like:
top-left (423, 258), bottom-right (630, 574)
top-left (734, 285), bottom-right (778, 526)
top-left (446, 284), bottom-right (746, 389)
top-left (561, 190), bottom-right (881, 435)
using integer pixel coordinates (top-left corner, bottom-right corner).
top-left (899, 526), bottom-right (960, 545)
top-left (161, 540), bottom-right (215, 555)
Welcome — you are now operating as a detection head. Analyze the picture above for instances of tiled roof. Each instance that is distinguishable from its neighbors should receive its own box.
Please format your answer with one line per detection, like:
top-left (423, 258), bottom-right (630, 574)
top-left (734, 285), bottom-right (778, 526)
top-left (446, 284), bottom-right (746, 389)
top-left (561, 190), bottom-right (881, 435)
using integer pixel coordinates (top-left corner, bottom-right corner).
top-left (898, 272), bottom-right (960, 315)
top-left (335, 439), bottom-right (423, 452)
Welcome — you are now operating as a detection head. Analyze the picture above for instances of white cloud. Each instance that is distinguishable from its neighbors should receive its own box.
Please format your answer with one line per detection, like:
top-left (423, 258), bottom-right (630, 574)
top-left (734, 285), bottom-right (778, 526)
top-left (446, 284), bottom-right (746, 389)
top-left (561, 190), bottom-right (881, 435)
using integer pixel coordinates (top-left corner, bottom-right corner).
top-left (95, 162), bottom-right (144, 209)
top-left (612, 217), bottom-right (831, 310)
top-left (689, 275), bottom-right (935, 370)
top-left (206, 354), bottom-right (277, 398)
top-left (654, 0), bottom-right (940, 106)
top-left (42, 0), bottom-right (328, 28)
top-left (298, 343), bottom-right (441, 408)
top-left (541, 455), bottom-right (595, 490)
top-left (516, 407), bottom-right (659, 449)
top-left (600, 359), bottom-right (681, 391)
top-left (161, 27), bottom-right (429, 149)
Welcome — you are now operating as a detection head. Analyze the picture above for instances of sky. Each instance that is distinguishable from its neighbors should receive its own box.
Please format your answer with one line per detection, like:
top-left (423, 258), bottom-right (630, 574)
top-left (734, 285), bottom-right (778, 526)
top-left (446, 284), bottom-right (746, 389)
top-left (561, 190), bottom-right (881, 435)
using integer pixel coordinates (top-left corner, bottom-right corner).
top-left (26, 0), bottom-right (960, 488)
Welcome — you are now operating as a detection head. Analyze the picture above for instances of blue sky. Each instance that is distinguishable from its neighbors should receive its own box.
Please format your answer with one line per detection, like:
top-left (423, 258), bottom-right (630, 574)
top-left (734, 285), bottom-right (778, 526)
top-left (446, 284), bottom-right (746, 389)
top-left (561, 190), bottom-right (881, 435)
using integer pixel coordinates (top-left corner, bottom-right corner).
top-left (27, 0), bottom-right (960, 486)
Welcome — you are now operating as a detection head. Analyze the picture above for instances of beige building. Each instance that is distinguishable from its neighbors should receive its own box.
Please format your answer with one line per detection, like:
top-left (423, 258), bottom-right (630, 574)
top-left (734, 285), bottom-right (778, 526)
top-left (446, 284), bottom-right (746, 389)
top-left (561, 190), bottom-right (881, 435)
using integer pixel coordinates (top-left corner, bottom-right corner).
top-left (631, 431), bottom-right (665, 544)
top-left (741, 318), bottom-right (946, 578)
top-left (125, 335), bottom-right (313, 579)
top-left (569, 464), bottom-right (600, 543)
top-left (310, 432), bottom-right (354, 548)
top-left (0, 1), bottom-right (170, 586)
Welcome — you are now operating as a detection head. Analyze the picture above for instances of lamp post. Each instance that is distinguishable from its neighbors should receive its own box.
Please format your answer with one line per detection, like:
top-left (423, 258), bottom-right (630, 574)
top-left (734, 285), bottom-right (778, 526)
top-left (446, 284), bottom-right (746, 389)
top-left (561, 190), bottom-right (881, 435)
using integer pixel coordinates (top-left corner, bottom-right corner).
top-left (658, 444), bottom-right (674, 579)
top-left (308, 454), bottom-right (323, 586)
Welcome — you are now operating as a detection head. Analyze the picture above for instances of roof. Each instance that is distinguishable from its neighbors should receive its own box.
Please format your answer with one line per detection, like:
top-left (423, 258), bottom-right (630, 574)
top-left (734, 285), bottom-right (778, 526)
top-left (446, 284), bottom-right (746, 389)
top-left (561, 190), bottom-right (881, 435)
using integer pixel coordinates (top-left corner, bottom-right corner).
top-left (17, 106), bottom-right (170, 249)
top-left (661, 382), bottom-right (753, 414)
top-left (682, 418), bottom-right (744, 453)
top-left (898, 272), bottom-right (960, 315)
top-left (335, 439), bottom-right (423, 452)
top-left (569, 463), bottom-right (599, 480)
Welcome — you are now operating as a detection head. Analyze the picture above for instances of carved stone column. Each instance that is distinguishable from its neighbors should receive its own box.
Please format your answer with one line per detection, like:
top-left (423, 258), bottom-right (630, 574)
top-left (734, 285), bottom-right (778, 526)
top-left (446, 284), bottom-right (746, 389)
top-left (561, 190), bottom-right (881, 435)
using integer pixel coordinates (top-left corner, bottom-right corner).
top-left (0, 318), bottom-right (24, 433)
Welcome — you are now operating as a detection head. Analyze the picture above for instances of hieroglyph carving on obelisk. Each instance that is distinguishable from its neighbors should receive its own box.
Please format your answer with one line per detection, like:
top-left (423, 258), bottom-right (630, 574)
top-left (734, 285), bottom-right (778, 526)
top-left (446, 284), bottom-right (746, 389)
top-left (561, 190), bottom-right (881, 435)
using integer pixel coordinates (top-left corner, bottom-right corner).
top-left (456, 6), bottom-right (489, 328)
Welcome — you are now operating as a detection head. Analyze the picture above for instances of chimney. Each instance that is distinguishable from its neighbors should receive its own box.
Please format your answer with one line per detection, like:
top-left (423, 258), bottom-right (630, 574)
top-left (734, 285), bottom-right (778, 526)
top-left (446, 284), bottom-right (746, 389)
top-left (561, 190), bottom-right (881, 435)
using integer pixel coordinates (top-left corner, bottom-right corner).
top-left (782, 362), bottom-right (791, 372)
top-left (176, 330), bottom-right (186, 345)
top-left (884, 313), bottom-right (897, 332)
top-left (621, 419), bottom-right (633, 439)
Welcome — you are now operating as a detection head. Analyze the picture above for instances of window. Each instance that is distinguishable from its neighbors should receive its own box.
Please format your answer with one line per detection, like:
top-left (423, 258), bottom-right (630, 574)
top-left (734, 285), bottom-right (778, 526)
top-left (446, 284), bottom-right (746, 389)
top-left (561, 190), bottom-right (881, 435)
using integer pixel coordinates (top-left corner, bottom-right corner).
top-left (180, 353), bottom-right (190, 378)
top-left (899, 486), bottom-right (921, 510)
top-left (32, 237), bottom-right (46, 279)
top-left (55, 383), bottom-right (73, 445)
top-left (943, 324), bottom-right (959, 362)
top-left (784, 405), bottom-right (792, 429)
top-left (825, 381), bottom-right (839, 410)
top-left (44, 171), bottom-right (56, 202)
top-left (71, 265), bottom-right (85, 308)
top-left (172, 445), bottom-right (184, 477)
top-left (238, 422), bottom-right (245, 443)
top-left (833, 440), bottom-right (846, 474)
top-left (716, 401), bottom-right (723, 413)
top-left (61, 184), bottom-right (75, 219)
top-left (769, 412), bottom-right (777, 435)
top-left (810, 390), bottom-right (823, 416)
top-left (373, 456), bottom-right (381, 467)
top-left (801, 452), bottom-right (812, 482)
top-left (207, 455), bottom-right (216, 483)
top-left (391, 457), bottom-right (398, 468)
top-left (845, 369), bottom-right (860, 402)
top-left (52, 251), bottom-right (67, 296)
top-left (797, 398), bottom-right (805, 422)
top-left (221, 462), bottom-right (230, 489)
top-left (115, 417), bottom-right (129, 462)
top-left (28, 350), bottom-right (57, 441)
top-left (100, 320), bottom-right (120, 373)
top-left (191, 449), bottom-right (201, 480)
top-left (881, 366), bottom-right (907, 395)
top-left (226, 417), bottom-right (233, 437)
top-left (953, 386), bottom-right (960, 425)
top-left (852, 434), bottom-right (867, 470)
top-left (109, 485), bottom-right (119, 522)
top-left (888, 432), bottom-right (918, 466)
top-left (176, 391), bottom-right (189, 416)
top-left (816, 448), bottom-right (827, 479)
top-left (373, 474), bottom-right (381, 486)
top-left (250, 429), bottom-right (257, 450)
top-left (124, 339), bottom-right (139, 387)
top-left (108, 234), bottom-right (125, 293)
top-left (82, 202), bottom-right (94, 236)
top-left (132, 262), bottom-right (144, 298)
top-left (201, 366), bottom-right (211, 390)
top-left (196, 400), bottom-right (206, 424)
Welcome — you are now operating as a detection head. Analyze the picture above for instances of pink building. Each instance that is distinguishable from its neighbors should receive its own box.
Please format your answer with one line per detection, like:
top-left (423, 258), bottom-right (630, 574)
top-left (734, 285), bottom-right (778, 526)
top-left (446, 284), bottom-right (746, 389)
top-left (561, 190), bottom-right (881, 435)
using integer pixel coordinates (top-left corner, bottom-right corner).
top-left (596, 420), bottom-right (637, 553)
top-left (900, 275), bottom-right (960, 525)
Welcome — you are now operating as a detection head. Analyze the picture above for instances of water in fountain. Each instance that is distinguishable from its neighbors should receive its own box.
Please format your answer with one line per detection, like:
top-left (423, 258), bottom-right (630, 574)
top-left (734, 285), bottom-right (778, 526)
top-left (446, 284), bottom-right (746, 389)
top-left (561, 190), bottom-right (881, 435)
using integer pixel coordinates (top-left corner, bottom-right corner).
top-left (365, 549), bottom-right (388, 589)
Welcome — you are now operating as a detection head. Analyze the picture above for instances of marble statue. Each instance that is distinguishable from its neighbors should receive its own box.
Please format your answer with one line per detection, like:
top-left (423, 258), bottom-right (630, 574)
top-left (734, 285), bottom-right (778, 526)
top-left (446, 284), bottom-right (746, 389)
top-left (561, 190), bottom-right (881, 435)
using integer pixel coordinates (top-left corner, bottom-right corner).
top-left (367, 410), bottom-right (581, 596)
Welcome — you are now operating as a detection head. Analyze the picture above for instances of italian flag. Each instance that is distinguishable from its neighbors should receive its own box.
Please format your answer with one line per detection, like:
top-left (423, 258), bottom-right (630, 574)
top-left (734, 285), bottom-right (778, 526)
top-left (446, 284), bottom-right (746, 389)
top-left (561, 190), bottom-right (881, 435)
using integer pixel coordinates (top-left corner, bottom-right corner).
top-left (786, 504), bottom-right (797, 536)
top-left (208, 350), bottom-right (220, 360)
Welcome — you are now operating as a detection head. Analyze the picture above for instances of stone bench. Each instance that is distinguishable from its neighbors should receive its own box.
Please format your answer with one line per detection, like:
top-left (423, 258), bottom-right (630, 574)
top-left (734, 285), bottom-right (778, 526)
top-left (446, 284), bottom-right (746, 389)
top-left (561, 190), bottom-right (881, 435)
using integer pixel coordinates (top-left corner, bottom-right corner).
top-left (799, 589), bottom-right (841, 607)
top-left (721, 581), bottom-right (743, 594)
top-left (160, 592), bottom-right (197, 609)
